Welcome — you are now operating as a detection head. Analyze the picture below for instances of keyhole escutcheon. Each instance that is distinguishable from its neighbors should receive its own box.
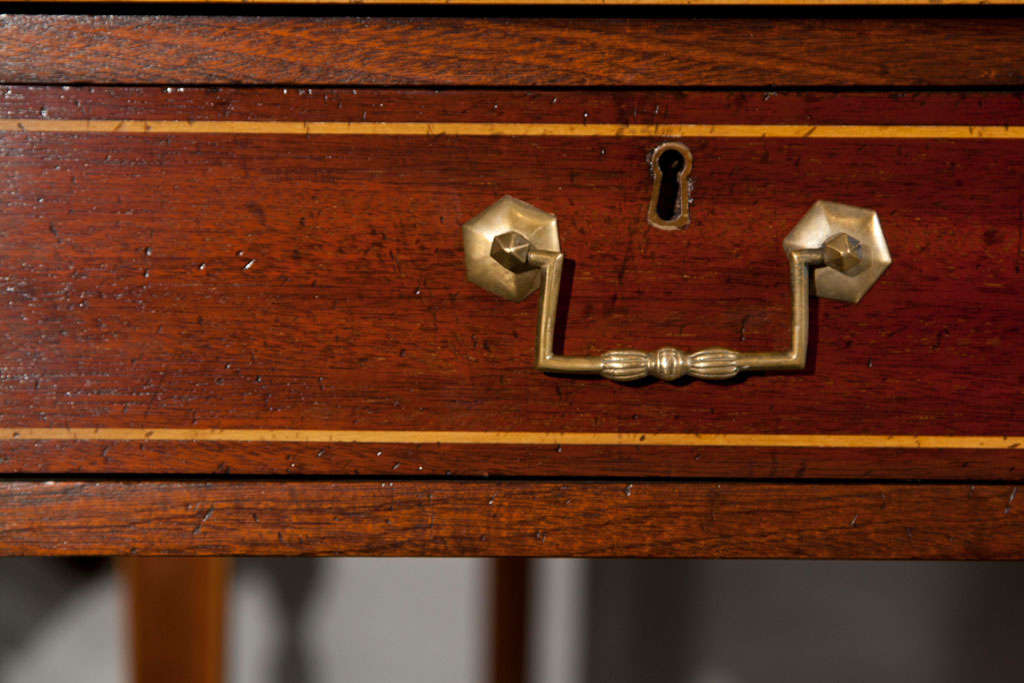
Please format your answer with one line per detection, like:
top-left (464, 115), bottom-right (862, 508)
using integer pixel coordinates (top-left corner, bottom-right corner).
top-left (647, 142), bottom-right (693, 230)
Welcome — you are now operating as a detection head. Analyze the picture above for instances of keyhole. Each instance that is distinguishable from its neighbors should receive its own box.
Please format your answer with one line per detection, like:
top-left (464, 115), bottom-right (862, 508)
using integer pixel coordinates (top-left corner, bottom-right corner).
top-left (655, 150), bottom-right (685, 220)
top-left (647, 142), bottom-right (693, 230)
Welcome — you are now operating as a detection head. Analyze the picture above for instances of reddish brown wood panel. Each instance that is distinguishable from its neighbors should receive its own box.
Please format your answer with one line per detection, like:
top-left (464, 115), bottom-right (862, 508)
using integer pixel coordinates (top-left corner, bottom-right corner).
top-left (2, 480), bottom-right (1023, 558)
top-left (0, 88), bottom-right (1021, 479)
top-left (4, 87), bottom-right (1024, 126)
top-left (2, 16), bottom-right (1024, 87)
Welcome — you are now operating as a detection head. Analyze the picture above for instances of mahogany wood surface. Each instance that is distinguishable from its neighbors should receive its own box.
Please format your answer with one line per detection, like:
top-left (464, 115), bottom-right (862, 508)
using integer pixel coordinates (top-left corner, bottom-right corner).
top-left (2, 480), bottom-right (1023, 558)
top-left (3, 15), bottom-right (1024, 87)
top-left (2, 6), bottom-right (1023, 562)
top-left (4, 87), bottom-right (1024, 126)
top-left (0, 88), bottom-right (1020, 480)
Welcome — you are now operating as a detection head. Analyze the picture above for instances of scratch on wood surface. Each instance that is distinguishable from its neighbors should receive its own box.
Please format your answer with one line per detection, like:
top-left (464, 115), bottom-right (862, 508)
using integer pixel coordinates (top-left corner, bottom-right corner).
top-left (191, 506), bottom-right (214, 535)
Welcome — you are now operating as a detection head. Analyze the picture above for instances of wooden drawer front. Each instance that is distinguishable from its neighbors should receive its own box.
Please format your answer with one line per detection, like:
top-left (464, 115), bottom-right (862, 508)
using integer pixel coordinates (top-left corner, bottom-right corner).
top-left (1, 13), bottom-right (1023, 558)
top-left (0, 87), bottom-right (1020, 481)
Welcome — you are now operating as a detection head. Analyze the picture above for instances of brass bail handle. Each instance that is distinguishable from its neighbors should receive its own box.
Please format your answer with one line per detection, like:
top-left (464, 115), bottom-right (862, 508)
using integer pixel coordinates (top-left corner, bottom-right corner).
top-left (462, 196), bottom-right (891, 382)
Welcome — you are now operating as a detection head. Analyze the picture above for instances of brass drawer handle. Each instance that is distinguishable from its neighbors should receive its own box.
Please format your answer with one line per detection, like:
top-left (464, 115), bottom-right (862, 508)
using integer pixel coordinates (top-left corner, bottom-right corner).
top-left (463, 196), bottom-right (890, 382)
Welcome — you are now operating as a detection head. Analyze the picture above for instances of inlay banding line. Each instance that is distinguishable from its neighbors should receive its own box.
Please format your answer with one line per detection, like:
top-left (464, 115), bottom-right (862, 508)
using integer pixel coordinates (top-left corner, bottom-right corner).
top-left (0, 429), bottom-right (1019, 449)
top-left (1, 120), bottom-right (1023, 139)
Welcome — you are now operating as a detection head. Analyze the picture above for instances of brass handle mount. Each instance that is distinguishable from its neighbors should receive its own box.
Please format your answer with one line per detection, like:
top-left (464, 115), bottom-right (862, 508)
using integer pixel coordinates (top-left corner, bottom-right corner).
top-left (463, 196), bottom-right (891, 382)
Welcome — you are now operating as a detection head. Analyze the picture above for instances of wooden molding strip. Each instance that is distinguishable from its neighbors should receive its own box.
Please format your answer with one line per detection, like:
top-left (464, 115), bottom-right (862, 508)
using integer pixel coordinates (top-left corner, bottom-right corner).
top-left (3, 120), bottom-right (1024, 140)
top-left (0, 429), bottom-right (1020, 449)
top-left (3, 480), bottom-right (1023, 558)
top-left (6, 16), bottom-right (1024, 88)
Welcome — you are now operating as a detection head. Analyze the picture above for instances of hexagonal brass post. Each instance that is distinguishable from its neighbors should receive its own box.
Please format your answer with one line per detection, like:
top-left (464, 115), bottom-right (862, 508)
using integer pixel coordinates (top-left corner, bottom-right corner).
top-left (463, 196), bottom-right (560, 302)
top-left (463, 197), bottom-right (891, 382)
top-left (783, 200), bottom-right (891, 303)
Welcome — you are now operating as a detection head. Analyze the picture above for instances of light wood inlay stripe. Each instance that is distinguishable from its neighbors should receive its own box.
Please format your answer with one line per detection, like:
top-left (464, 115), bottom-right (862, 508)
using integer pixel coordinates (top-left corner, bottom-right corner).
top-left (2, 120), bottom-right (1024, 139)
top-left (0, 429), bottom-right (1020, 449)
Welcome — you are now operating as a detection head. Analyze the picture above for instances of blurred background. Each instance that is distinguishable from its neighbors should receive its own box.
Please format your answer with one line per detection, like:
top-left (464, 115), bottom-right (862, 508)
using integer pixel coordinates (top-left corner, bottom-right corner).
top-left (1, 558), bottom-right (1023, 682)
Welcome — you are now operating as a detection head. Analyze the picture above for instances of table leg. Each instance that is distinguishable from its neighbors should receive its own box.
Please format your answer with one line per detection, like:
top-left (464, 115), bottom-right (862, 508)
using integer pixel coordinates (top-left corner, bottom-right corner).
top-left (123, 557), bottom-right (230, 683)
top-left (491, 558), bottom-right (529, 683)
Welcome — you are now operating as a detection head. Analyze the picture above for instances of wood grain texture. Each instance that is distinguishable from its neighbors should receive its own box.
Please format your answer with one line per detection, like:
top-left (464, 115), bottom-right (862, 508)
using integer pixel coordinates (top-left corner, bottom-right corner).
top-left (0, 88), bottom-right (1021, 479)
top-left (5, 88), bottom-right (1024, 126)
top-left (2, 480), bottom-right (1023, 558)
top-left (3, 16), bottom-right (1024, 87)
